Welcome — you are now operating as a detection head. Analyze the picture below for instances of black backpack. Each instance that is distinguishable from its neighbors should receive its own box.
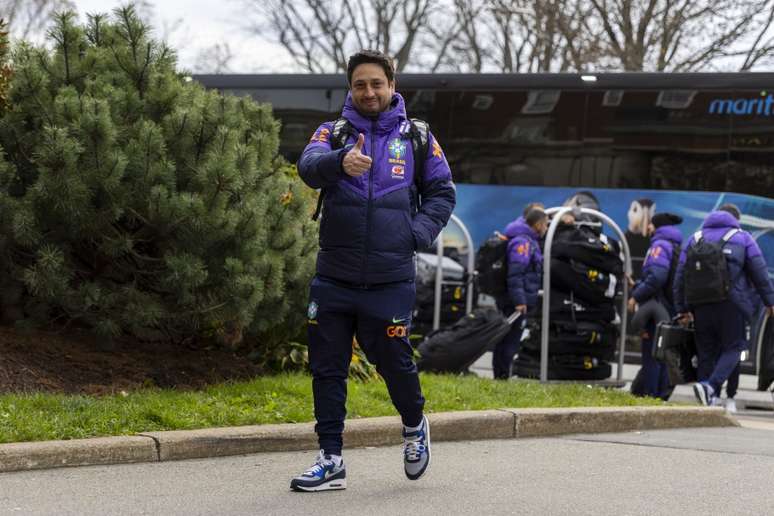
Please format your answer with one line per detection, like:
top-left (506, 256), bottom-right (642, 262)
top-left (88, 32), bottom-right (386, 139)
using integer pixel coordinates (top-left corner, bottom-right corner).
top-left (475, 234), bottom-right (510, 298)
top-left (683, 229), bottom-right (739, 306)
top-left (663, 241), bottom-right (681, 306)
top-left (311, 117), bottom-right (429, 221)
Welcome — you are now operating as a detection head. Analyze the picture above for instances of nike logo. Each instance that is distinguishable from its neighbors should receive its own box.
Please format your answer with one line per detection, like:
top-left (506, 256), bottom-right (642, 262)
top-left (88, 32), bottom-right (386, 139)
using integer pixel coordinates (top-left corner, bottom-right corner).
top-left (392, 316), bottom-right (409, 324)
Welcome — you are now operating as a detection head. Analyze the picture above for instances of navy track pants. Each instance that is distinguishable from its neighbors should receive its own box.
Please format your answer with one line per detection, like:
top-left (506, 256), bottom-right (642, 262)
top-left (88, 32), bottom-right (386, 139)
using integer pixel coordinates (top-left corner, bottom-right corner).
top-left (694, 300), bottom-right (747, 395)
top-left (306, 275), bottom-right (424, 456)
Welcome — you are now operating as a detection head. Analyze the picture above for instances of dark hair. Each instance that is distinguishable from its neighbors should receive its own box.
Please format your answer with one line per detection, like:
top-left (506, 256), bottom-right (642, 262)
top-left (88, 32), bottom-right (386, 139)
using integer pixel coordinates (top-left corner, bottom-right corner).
top-left (718, 203), bottom-right (741, 220)
top-left (522, 201), bottom-right (545, 218)
top-left (347, 49), bottom-right (395, 85)
top-left (525, 208), bottom-right (547, 228)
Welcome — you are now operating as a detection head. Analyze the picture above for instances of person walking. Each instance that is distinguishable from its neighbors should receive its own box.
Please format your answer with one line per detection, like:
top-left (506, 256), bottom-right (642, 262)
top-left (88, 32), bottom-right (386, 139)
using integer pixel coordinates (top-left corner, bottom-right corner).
top-left (492, 208), bottom-right (548, 379)
top-left (674, 204), bottom-right (774, 406)
top-left (292, 49), bottom-right (455, 491)
top-left (628, 213), bottom-right (683, 400)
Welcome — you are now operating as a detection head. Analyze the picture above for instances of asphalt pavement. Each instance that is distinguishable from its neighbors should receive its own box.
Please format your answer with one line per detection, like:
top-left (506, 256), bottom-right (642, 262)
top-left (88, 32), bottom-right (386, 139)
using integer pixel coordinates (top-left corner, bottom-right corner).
top-left (1, 426), bottom-right (773, 516)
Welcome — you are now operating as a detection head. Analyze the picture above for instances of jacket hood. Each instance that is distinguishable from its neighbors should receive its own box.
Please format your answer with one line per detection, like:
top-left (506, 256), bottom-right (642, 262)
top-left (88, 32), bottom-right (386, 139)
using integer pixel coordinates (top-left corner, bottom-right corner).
top-left (702, 210), bottom-right (741, 230)
top-left (652, 225), bottom-right (683, 245)
top-left (342, 92), bottom-right (408, 134)
top-left (504, 218), bottom-right (539, 240)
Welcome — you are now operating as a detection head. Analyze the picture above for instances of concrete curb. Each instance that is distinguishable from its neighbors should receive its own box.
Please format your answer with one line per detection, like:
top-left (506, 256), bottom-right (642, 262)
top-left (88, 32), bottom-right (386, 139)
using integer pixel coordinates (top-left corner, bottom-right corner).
top-left (0, 406), bottom-right (736, 473)
top-left (0, 436), bottom-right (157, 472)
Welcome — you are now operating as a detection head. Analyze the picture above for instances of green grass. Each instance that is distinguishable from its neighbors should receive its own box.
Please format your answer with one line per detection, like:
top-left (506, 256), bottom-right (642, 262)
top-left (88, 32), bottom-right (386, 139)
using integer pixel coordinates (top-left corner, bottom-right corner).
top-left (0, 373), bottom-right (663, 444)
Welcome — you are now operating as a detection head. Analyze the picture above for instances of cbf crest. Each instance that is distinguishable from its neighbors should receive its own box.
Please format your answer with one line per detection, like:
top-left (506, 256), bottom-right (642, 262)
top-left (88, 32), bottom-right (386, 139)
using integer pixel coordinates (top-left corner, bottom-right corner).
top-left (307, 300), bottom-right (318, 320)
top-left (388, 138), bottom-right (407, 164)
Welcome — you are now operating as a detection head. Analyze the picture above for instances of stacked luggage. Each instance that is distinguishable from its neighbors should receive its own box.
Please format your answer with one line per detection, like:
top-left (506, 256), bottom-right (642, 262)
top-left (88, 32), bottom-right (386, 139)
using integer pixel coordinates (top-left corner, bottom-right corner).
top-left (514, 223), bottom-right (623, 380)
top-left (412, 252), bottom-right (471, 338)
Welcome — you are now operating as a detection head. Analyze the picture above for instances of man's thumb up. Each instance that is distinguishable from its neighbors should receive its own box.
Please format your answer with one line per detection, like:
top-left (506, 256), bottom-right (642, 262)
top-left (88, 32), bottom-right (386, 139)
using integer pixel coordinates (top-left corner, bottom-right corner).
top-left (342, 133), bottom-right (371, 177)
top-left (352, 133), bottom-right (365, 153)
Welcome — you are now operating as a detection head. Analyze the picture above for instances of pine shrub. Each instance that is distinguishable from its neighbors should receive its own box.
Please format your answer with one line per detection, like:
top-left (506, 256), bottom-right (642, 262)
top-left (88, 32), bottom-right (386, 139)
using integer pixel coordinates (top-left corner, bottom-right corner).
top-left (0, 8), bottom-right (317, 344)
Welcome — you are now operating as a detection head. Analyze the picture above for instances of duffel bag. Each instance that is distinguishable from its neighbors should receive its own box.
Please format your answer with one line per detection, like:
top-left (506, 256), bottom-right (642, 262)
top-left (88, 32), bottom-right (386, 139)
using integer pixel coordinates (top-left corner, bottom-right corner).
top-left (521, 320), bottom-right (617, 360)
top-left (551, 258), bottom-right (618, 305)
top-left (552, 226), bottom-right (623, 276)
top-left (514, 350), bottom-right (612, 381)
top-left (417, 307), bottom-right (511, 373)
top-left (415, 282), bottom-right (468, 307)
top-left (549, 289), bottom-right (617, 323)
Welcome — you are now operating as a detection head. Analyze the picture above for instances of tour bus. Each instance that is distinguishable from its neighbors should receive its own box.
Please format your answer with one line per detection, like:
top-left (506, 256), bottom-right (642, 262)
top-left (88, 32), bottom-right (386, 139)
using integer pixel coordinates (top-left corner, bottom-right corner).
top-left (195, 73), bottom-right (774, 385)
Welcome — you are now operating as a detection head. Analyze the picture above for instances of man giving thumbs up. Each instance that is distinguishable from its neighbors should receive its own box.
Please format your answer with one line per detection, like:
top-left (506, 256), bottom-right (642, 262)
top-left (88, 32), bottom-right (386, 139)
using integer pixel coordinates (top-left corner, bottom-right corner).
top-left (294, 49), bottom-right (456, 492)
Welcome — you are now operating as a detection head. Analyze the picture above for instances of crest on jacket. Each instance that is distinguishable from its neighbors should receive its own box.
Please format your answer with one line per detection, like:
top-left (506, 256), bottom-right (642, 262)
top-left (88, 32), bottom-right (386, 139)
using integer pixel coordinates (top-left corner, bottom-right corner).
top-left (388, 138), bottom-right (407, 163)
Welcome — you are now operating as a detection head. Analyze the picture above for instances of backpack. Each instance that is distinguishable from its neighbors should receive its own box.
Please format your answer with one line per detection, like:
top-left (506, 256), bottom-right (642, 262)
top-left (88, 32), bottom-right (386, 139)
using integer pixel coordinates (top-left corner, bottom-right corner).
top-left (475, 233), bottom-right (510, 298)
top-left (683, 229), bottom-right (739, 306)
top-left (663, 241), bottom-right (681, 307)
top-left (311, 117), bottom-right (430, 221)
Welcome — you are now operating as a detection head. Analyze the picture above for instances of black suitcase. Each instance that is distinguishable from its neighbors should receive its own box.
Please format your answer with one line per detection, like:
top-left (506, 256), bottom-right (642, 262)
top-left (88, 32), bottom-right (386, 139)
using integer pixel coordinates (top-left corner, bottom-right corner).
top-left (653, 321), bottom-right (697, 385)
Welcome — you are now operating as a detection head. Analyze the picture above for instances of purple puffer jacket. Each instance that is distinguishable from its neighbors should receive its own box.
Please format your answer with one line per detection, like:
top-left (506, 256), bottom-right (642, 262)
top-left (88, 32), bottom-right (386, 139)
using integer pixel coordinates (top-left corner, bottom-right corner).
top-left (504, 219), bottom-right (543, 308)
top-left (297, 93), bottom-right (455, 285)
top-left (632, 225), bottom-right (683, 314)
top-left (674, 211), bottom-right (774, 319)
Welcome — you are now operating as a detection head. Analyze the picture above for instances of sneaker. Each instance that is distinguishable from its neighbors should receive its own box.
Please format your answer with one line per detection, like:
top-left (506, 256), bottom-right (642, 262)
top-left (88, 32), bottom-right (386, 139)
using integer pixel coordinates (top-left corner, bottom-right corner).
top-left (725, 398), bottom-right (738, 414)
top-left (693, 382), bottom-right (715, 406)
top-left (290, 450), bottom-right (346, 492)
top-left (403, 415), bottom-right (431, 480)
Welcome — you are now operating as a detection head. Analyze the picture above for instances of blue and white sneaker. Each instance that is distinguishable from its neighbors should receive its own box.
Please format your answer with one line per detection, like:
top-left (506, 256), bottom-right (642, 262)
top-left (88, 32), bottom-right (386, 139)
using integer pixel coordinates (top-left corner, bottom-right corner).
top-left (403, 415), bottom-right (431, 480)
top-left (290, 450), bottom-right (346, 492)
top-left (693, 382), bottom-right (715, 406)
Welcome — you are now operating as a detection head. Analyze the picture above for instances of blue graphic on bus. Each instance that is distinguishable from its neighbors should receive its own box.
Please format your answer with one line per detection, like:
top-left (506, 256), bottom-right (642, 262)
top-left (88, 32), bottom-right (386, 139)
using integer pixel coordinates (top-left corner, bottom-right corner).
top-left (450, 184), bottom-right (774, 277)
top-left (708, 93), bottom-right (774, 116)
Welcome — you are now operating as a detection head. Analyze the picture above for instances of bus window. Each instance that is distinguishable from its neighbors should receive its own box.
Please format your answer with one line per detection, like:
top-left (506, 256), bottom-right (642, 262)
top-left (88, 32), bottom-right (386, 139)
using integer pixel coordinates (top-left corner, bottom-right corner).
top-left (585, 89), bottom-right (734, 192)
top-left (443, 89), bottom-right (588, 187)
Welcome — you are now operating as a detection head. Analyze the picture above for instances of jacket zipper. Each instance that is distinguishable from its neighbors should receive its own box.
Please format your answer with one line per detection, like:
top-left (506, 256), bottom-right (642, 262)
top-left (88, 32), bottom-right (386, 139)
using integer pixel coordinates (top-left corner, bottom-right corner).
top-left (360, 120), bottom-right (377, 285)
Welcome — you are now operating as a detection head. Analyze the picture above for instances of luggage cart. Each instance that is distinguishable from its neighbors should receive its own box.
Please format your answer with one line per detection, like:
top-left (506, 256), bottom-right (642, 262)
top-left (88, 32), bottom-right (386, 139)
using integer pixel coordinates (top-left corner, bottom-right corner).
top-left (432, 214), bottom-right (476, 330)
top-left (540, 207), bottom-right (632, 386)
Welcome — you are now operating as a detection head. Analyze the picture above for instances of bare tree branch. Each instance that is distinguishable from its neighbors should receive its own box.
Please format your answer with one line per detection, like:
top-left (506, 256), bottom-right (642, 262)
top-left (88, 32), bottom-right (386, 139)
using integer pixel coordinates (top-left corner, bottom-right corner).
top-left (0, 0), bottom-right (73, 42)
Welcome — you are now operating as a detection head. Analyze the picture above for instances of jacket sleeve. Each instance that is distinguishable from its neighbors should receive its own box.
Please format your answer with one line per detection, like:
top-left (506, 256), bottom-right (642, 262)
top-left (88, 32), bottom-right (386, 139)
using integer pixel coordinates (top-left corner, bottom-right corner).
top-left (297, 123), bottom-right (348, 189)
top-left (673, 244), bottom-right (689, 313)
top-left (632, 243), bottom-right (670, 304)
top-left (743, 234), bottom-right (774, 306)
top-left (506, 237), bottom-right (531, 306)
top-left (411, 131), bottom-right (456, 250)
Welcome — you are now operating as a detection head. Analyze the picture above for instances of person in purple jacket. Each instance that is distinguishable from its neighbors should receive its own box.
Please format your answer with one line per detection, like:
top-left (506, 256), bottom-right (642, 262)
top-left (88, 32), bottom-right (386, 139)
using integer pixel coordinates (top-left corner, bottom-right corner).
top-left (629, 212), bottom-right (684, 399)
top-left (492, 208), bottom-right (548, 379)
top-left (674, 206), bottom-right (774, 406)
top-left (291, 50), bottom-right (455, 492)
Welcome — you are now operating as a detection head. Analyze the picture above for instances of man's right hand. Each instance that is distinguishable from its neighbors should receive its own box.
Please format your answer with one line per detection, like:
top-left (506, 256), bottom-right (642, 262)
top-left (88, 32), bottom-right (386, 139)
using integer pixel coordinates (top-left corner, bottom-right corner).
top-left (342, 133), bottom-right (372, 177)
top-left (515, 305), bottom-right (527, 315)
top-left (677, 312), bottom-right (694, 326)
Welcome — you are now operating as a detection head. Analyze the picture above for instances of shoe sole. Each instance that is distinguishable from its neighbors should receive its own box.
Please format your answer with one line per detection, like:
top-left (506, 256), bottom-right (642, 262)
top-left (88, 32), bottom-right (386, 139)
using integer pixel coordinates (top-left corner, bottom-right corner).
top-left (290, 478), bottom-right (347, 492)
top-left (693, 383), bottom-right (708, 406)
top-left (406, 415), bottom-right (431, 481)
